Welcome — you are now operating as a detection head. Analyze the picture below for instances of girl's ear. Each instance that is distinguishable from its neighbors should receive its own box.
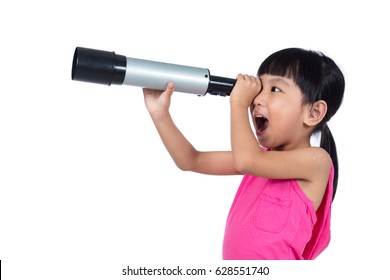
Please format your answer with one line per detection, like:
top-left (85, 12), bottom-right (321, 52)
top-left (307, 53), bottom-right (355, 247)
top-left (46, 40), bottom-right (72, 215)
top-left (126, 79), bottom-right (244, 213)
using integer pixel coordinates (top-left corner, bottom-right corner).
top-left (304, 100), bottom-right (327, 127)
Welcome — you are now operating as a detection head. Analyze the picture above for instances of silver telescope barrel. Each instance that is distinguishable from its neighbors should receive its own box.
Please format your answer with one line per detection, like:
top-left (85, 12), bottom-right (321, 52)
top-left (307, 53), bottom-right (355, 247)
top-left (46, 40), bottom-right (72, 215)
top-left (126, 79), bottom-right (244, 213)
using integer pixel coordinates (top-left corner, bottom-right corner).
top-left (72, 47), bottom-right (236, 96)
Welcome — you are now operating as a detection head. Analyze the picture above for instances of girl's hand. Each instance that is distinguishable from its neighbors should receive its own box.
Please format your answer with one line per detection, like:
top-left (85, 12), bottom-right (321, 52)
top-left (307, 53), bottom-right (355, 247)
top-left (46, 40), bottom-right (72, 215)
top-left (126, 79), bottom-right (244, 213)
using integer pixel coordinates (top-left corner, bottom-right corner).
top-left (143, 82), bottom-right (175, 119)
top-left (230, 74), bottom-right (262, 107)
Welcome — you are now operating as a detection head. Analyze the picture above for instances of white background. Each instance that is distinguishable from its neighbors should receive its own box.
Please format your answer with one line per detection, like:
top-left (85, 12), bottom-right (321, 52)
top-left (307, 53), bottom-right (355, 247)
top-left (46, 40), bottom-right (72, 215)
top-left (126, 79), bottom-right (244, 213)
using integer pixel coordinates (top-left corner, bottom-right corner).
top-left (0, 0), bottom-right (389, 279)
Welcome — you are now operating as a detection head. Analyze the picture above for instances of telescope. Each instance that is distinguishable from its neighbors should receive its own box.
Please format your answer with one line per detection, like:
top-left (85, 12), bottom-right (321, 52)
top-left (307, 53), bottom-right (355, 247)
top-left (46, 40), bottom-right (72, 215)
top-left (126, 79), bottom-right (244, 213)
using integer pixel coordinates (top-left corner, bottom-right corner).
top-left (72, 47), bottom-right (236, 96)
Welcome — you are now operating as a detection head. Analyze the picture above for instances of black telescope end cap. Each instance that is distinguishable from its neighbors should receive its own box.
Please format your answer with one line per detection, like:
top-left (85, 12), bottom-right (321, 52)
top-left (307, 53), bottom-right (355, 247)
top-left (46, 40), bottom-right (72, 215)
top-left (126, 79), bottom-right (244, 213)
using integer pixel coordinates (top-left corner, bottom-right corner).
top-left (71, 47), bottom-right (126, 86)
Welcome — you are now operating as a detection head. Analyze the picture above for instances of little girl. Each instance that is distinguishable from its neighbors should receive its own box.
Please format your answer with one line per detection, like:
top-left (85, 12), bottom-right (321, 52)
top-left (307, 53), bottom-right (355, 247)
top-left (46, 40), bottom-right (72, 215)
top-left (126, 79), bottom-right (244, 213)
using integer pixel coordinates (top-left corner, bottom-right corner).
top-left (142, 48), bottom-right (345, 260)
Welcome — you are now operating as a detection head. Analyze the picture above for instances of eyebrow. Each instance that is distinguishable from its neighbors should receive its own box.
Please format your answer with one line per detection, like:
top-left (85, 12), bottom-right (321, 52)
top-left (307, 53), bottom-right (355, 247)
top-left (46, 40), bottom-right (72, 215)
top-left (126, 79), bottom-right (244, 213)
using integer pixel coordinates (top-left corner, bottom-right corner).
top-left (267, 77), bottom-right (291, 87)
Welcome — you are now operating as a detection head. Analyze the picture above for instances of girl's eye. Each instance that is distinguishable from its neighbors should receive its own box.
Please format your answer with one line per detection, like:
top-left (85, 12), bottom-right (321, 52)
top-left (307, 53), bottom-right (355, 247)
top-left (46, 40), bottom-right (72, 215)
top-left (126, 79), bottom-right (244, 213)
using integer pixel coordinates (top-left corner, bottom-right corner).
top-left (271, 86), bottom-right (281, 92)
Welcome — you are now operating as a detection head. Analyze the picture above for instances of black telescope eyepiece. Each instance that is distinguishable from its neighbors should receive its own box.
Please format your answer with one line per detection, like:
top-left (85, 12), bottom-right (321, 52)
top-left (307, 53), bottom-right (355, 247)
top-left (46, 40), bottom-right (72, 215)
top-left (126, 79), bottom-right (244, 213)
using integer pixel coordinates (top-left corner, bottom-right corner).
top-left (72, 47), bottom-right (126, 86)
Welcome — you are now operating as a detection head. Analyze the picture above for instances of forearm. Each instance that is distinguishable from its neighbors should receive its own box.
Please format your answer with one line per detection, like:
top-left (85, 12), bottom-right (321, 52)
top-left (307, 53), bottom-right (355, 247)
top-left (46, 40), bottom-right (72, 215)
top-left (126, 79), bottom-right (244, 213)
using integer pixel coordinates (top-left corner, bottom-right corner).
top-left (150, 111), bottom-right (199, 171)
top-left (230, 104), bottom-right (261, 173)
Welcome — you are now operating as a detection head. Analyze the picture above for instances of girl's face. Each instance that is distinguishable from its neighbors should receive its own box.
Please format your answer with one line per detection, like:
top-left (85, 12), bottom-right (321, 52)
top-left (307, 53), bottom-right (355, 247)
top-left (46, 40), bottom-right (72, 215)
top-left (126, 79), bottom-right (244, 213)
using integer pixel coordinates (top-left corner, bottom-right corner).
top-left (251, 74), bottom-right (310, 151)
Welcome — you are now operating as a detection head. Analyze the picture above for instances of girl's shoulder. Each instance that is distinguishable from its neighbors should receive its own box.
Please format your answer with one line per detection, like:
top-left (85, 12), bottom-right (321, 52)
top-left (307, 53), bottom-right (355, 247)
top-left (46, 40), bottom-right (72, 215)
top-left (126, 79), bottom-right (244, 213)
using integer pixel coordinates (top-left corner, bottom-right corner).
top-left (296, 147), bottom-right (332, 210)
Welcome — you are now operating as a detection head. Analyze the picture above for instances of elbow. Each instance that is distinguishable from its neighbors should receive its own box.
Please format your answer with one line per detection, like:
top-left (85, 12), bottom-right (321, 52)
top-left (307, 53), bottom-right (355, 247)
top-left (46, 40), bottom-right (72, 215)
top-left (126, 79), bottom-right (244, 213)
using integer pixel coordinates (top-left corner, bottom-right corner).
top-left (173, 153), bottom-right (199, 172)
top-left (176, 162), bottom-right (193, 172)
top-left (175, 149), bottom-right (206, 173)
top-left (232, 155), bottom-right (252, 175)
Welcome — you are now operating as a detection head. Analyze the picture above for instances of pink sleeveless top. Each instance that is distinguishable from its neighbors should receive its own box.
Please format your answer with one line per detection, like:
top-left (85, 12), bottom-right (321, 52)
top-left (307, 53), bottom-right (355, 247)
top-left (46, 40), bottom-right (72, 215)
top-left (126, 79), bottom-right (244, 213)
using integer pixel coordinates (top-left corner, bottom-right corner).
top-left (223, 166), bottom-right (334, 260)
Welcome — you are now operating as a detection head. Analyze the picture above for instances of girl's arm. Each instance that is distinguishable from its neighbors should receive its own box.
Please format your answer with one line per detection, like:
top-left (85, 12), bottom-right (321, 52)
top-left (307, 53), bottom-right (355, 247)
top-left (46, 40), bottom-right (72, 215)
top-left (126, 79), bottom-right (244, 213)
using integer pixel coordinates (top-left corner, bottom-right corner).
top-left (229, 75), bottom-right (331, 181)
top-left (143, 83), bottom-right (240, 176)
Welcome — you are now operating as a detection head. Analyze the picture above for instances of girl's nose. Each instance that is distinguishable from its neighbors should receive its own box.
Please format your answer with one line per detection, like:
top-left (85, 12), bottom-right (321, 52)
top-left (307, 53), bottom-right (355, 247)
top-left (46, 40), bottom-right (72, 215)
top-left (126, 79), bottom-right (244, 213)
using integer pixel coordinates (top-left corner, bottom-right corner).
top-left (252, 91), bottom-right (265, 106)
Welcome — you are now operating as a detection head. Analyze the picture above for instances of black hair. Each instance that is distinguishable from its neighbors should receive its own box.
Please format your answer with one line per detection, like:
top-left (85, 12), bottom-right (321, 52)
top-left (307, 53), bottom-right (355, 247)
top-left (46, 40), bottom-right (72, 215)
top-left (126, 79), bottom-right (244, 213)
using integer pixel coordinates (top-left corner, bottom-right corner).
top-left (257, 48), bottom-right (345, 200)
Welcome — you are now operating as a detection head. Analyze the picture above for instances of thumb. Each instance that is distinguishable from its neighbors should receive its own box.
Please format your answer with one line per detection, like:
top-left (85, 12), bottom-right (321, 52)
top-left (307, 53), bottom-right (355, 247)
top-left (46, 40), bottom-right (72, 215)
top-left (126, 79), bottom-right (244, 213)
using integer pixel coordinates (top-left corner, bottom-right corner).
top-left (163, 82), bottom-right (175, 97)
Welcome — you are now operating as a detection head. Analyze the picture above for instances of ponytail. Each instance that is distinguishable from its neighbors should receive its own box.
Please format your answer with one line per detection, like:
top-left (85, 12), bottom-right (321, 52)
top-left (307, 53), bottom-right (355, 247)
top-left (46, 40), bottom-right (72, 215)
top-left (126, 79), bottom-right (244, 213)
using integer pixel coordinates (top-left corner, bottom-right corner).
top-left (320, 124), bottom-right (338, 201)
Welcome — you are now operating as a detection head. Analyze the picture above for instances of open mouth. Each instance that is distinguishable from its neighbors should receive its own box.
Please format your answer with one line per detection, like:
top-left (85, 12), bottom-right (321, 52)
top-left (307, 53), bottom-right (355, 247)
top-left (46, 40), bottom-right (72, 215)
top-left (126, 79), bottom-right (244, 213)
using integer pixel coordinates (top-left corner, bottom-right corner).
top-left (255, 115), bottom-right (269, 133)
